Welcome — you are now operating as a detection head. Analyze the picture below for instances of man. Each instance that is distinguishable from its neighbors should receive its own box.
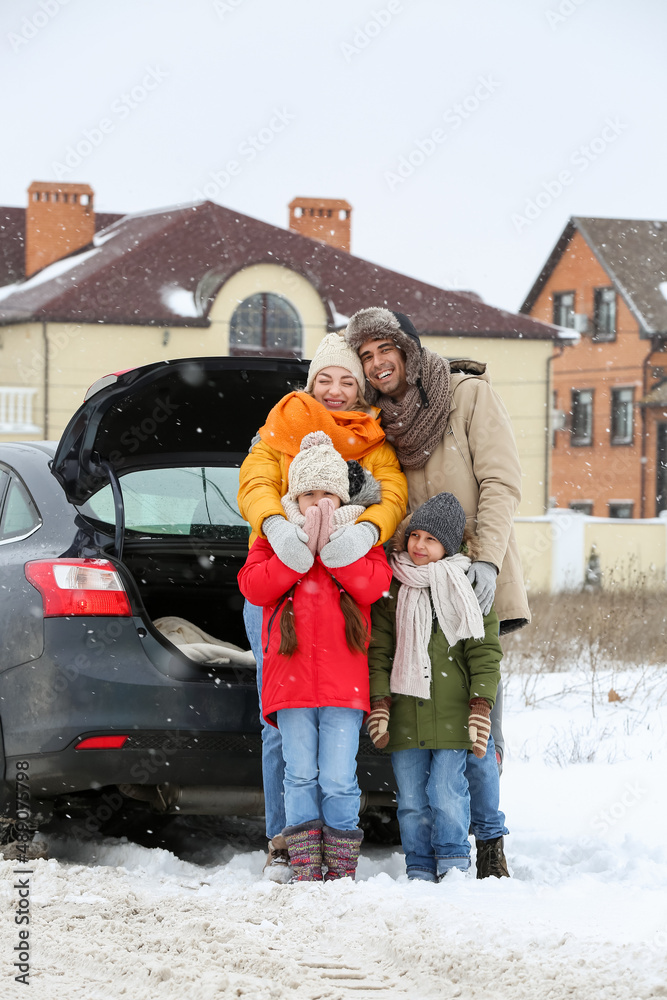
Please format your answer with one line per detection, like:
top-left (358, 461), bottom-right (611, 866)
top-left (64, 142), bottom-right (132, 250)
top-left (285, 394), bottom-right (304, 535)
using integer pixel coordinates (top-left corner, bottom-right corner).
top-left (345, 306), bottom-right (530, 879)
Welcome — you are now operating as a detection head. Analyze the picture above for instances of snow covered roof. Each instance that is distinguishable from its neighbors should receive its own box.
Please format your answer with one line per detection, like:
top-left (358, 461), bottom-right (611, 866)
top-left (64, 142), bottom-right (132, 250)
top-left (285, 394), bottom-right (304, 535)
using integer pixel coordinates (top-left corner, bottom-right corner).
top-left (521, 216), bottom-right (667, 335)
top-left (0, 198), bottom-right (558, 339)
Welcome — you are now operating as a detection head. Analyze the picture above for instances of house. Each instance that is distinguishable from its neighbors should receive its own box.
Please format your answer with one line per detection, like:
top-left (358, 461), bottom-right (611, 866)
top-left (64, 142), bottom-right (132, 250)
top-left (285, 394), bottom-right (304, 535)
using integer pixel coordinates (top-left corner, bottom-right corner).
top-left (0, 182), bottom-right (562, 516)
top-left (521, 216), bottom-right (667, 518)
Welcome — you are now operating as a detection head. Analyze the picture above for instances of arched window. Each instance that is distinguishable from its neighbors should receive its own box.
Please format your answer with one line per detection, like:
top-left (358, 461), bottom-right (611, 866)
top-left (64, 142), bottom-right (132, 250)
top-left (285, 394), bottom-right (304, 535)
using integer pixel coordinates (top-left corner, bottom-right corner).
top-left (229, 293), bottom-right (303, 358)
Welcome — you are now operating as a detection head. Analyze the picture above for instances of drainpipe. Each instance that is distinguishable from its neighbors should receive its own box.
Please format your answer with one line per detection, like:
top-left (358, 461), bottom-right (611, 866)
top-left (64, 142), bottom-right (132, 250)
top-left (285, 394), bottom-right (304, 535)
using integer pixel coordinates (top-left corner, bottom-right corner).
top-left (545, 341), bottom-right (565, 513)
top-left (640, 339), bottom-right (655, 519)
top-left (42, 321), bottom-right (49, 439)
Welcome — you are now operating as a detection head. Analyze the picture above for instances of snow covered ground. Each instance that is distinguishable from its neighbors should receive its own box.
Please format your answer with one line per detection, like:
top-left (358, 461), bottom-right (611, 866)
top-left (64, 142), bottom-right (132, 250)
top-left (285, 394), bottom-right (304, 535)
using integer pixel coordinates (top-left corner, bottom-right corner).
top-left (2, 666), bottom-right (667, 1000)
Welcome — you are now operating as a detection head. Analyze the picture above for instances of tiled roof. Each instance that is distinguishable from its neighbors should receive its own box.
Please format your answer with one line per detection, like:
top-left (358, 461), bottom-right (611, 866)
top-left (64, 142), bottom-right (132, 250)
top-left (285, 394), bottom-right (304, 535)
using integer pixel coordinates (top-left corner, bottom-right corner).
top-left (0, 200), bottom-right (558, 339)
top-left (0, 207), bottom-right (26, 287)
top-left (0, 206), bottom-right (122, 287)
top-left (521, 216), bottom-right (667, 334)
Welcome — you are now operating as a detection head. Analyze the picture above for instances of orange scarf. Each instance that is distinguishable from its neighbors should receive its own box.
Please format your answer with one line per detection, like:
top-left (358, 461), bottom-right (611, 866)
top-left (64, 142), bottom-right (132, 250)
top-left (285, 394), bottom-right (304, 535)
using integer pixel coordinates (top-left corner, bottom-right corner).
top-left (258, 392), bottom-right (385, 461)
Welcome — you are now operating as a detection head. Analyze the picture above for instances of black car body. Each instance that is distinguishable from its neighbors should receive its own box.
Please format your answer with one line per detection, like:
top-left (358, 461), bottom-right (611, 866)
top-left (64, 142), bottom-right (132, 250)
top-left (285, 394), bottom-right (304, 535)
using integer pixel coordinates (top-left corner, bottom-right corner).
top-left (0, 357), bottom-right (394, 832)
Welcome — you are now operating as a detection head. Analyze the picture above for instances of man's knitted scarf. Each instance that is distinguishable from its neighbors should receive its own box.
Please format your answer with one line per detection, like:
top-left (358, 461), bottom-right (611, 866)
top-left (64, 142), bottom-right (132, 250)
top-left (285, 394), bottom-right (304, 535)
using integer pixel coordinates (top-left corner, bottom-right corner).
top-left (388, 550), bottom-right (484, 700)
top-left (375, 349), bottom-right (452, 470)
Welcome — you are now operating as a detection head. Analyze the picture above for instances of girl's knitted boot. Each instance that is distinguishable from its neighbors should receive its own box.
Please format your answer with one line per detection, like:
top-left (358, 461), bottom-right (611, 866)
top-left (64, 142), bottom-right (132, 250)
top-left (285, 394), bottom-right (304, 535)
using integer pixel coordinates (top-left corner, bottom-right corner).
top-left (283, 820), bottom-right (324, 882)
top-left (322, 825), bottom-right (364, 881)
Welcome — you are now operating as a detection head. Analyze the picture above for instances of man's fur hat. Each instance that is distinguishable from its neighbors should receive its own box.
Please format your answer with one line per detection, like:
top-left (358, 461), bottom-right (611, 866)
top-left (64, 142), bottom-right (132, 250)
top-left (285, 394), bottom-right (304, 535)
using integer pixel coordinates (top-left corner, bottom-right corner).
top-left (344, 308), bottom-right (422, 386)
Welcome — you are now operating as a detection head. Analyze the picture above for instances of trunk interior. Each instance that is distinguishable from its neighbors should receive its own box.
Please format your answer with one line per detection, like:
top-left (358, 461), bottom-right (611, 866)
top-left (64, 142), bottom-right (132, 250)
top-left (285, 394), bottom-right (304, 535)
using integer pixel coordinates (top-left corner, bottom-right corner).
top-left (119, 537), bottom-right (252, 652)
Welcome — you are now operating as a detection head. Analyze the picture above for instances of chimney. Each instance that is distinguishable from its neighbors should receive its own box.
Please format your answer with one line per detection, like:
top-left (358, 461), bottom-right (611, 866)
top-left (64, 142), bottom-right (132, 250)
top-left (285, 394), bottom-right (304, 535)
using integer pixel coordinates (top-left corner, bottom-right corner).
top-left (288, 197), bottom-right (352, 252)
top-left (26, 181), bottom-right (95, 277)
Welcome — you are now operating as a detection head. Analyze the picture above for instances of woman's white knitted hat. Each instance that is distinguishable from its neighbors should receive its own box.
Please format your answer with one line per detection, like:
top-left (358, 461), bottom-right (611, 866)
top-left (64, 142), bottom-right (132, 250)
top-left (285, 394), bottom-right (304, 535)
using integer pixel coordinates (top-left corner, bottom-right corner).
top-left (287, 431), bottom-right (350, 502)
top-left (306, 332), bottom-right (365, 394)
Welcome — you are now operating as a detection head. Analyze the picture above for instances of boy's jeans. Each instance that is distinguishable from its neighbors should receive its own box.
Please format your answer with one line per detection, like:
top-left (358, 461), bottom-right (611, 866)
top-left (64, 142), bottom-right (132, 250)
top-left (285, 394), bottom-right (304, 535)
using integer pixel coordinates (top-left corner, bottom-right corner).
top-left (277, 707), bottom-right (364, 830)
top-left (243, 599), bottom-right (286, 840)
top-left (392, 747), bottom-right (472, 880)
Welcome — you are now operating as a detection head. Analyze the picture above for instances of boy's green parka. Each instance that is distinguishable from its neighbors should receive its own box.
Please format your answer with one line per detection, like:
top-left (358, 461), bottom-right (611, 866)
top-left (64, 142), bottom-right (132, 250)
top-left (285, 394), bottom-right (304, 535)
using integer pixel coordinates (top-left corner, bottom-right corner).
top-left (368, 526), bottom-right (502, 754)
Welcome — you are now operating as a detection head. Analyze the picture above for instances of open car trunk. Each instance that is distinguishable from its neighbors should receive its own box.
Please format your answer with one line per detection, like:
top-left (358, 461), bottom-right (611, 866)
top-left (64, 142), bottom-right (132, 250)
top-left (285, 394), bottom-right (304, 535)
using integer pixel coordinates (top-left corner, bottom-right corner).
top-left (52, 356), bottom-right (311, 665)
top-left (121, 536), bottom-right (250, 653)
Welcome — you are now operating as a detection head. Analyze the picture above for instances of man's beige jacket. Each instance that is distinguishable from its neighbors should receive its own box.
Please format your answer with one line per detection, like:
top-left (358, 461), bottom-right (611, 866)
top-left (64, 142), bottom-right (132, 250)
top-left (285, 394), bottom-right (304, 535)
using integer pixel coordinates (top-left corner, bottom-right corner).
top-left (404, 361), bottom-right (530, 634)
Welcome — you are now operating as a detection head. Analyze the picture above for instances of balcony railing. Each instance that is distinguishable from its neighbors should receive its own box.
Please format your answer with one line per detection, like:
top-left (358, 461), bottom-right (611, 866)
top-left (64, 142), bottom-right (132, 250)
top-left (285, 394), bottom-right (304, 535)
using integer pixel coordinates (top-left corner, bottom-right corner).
top-left (0, 387), bottom-right (40, 434)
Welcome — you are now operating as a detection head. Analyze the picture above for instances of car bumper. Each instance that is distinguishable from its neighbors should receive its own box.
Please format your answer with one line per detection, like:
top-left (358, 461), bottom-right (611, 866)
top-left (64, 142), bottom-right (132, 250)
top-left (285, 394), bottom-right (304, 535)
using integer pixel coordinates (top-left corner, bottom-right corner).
top-left (0, 618), bottom-right (395, 800)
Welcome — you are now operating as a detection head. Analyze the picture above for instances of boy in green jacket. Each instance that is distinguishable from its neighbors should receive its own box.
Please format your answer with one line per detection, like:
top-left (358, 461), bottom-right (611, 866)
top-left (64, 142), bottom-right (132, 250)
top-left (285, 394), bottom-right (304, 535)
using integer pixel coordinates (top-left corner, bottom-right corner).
top-left (367, 492), bottom-right (504, 882)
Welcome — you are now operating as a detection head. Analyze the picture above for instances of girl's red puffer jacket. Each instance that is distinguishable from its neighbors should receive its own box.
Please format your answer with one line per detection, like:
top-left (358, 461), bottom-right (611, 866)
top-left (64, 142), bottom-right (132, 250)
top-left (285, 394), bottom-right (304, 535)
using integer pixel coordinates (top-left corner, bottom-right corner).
top-left (238, 539), bottom-right (391, 726)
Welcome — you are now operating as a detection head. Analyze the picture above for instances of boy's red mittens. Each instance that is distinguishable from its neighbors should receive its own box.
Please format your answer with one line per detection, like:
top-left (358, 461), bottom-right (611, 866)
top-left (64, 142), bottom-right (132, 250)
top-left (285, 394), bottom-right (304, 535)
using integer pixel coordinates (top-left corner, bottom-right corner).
top-left (367, 697), bottom-right (391, 749)
top-left (468, 698), bottom-right (492, 759)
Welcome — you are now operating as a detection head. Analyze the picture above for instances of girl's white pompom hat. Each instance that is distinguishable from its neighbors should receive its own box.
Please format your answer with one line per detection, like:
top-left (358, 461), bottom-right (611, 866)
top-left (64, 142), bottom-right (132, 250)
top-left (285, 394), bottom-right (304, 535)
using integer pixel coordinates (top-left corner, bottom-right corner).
top-left (287, 431), bottom-right (350, 502)
top-left (306, 332), bottom-right (365, 395)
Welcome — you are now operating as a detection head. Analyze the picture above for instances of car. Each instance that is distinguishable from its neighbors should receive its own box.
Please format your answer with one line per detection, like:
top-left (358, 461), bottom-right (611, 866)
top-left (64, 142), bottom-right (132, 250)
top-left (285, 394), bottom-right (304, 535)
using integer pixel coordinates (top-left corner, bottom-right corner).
top-left (0, 356), bottom-right (396, 850)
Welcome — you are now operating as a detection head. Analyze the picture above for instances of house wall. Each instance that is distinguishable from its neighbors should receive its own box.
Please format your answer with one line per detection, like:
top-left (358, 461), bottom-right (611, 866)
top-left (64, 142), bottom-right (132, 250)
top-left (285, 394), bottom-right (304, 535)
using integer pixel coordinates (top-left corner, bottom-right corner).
top-left (0, 322), bottom-right (46, 441)
top-left (422, 335), bottom-right (553, 516)
top-left (515, 512), bottom-right (667, 591)
top-left (527, 229), bottom-right (660, 516)
top-left (42, 322), bottom-right (222, 439)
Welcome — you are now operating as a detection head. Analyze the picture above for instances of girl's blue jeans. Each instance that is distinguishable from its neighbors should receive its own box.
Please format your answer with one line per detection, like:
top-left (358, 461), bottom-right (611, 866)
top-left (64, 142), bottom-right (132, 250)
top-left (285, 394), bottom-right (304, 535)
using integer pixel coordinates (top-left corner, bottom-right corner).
top-left (277, 706), bottom-right (364, 830)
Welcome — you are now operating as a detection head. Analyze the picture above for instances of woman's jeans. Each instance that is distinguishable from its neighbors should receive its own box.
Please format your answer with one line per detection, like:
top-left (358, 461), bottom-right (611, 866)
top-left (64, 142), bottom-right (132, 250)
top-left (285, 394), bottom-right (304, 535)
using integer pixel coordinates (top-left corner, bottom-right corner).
top-left (277, 706), bottom-right (364, 830)
top-left (243, 599), bottom-right (286, 840)
top-left (392, 737), bottom-right (507, 881)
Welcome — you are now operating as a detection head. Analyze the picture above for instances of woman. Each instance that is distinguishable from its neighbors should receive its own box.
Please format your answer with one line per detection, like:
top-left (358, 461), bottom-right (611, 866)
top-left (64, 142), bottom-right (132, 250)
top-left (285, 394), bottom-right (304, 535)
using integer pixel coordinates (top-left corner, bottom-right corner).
top-left (237, 331), bottom-right (407, 881)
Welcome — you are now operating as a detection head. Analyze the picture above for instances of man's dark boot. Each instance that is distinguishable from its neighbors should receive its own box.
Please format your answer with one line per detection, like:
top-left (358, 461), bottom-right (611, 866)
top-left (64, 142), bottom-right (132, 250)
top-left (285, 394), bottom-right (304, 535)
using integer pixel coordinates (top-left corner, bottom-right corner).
top-left (475, 836), bottom-right (510, 879)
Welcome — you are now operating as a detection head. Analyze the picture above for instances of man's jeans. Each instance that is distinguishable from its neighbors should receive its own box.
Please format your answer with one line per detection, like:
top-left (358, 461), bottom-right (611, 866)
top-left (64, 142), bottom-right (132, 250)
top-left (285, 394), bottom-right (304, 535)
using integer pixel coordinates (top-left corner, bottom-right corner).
top-left (277, 706), bottom-right (364, 830)
top-left (392, 747), bottom-right (472, 880)
top-left (243, 599), bottom-right (285, 840)
top-left (466, 735), bottom-right (508, 841)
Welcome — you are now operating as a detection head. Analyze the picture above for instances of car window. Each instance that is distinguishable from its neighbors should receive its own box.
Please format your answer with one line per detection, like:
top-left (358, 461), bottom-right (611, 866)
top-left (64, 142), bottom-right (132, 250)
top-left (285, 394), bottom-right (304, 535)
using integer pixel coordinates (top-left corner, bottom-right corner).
top-left (79, 467), bottom-right (250, 539)
top-left (0, 476), bottom-right (41, 541)
top-left (0, 469), bottom-right (9, 508)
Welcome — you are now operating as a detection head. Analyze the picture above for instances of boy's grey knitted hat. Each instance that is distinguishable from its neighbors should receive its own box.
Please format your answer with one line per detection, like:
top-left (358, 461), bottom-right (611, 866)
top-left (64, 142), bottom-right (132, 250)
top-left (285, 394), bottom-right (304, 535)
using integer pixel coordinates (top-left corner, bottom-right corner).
top-left (406, 492), bottom-right (466, 556)
top-left (287, 431), bottom-right (350, 503)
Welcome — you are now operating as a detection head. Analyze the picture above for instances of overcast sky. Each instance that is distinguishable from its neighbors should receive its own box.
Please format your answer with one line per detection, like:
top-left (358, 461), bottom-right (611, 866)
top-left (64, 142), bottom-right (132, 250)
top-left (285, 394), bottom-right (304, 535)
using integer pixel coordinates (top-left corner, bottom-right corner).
top-left (2, 0), bottom-right (666, 313)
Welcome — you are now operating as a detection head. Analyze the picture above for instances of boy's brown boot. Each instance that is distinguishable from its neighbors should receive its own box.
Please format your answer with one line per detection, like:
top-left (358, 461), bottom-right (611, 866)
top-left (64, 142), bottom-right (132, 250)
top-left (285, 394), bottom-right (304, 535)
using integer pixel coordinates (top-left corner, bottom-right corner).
top-left (283, 820), bottom-right (324, 882)
top-left (322, 825), bottom-right (363, 881)
top-left (475, 836), bottom-right (510, 878)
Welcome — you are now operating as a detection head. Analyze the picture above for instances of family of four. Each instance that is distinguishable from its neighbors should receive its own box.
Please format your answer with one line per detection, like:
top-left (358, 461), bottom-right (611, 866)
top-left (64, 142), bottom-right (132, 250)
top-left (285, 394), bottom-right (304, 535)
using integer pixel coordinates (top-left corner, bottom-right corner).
top-left (237, 307), bottom-right (530, 883)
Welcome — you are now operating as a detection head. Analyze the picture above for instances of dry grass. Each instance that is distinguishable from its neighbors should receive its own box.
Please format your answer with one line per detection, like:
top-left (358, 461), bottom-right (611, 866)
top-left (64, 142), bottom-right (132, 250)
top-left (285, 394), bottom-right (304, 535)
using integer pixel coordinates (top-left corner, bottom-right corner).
top-left (502, 586), bottom-right (667, 675)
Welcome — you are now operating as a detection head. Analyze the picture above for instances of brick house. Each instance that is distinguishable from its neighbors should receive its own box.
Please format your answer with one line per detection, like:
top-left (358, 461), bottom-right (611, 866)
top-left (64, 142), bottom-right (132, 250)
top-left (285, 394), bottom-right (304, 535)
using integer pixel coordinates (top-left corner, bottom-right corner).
top-left (521, 216), bottom-right (667, 518)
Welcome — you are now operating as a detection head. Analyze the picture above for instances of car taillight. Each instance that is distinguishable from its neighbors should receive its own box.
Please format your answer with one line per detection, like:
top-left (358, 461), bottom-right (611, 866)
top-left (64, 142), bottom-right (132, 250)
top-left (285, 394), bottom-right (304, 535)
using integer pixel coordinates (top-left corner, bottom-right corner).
top-left (76, 735), bottom-right (129, 749)
top-left (25, 559), bottom-right (132, 617)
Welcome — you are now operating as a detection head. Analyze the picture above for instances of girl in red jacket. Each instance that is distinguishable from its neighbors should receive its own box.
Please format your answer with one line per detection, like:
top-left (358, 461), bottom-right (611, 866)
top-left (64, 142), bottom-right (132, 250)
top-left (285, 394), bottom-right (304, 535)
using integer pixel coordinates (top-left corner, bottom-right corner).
top-left (238, 432), bottom-right (391, 882)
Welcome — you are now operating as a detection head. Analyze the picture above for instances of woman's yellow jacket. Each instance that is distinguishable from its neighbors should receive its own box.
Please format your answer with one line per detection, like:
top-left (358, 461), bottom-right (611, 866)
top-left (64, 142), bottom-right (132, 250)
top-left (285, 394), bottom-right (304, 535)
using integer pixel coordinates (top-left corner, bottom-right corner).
top-left (237, 391), bottom-right (408, 546)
